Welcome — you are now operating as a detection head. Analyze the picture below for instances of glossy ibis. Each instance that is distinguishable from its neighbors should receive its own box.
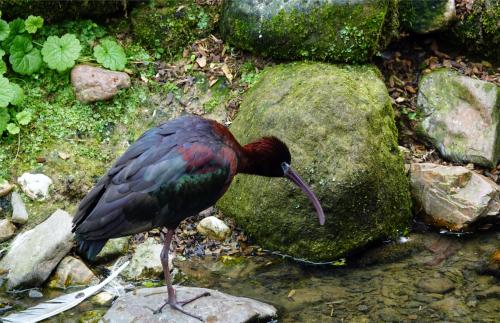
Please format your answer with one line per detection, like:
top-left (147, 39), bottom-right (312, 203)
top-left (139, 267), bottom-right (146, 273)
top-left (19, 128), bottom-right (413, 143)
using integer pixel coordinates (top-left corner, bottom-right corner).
top-left (72, 115), bottom-right (325, 321)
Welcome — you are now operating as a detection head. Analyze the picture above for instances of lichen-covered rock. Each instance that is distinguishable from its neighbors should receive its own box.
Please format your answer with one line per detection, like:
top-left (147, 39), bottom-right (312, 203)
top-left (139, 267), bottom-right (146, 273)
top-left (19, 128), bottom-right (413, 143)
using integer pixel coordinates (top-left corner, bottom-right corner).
top-left (450, 0), bottom-right (500, 59)
top-left (131, 0), bottom-right (221, 56)
top-left (410, 163), bottom-right (500, 231)
top-left (0, 0), bottom-right (133, 23)
top-left (103, 286), bottom-right (277, 323)
top-left (417, 69), bottom-right (500, 167)
top-left (0, 209), bottom-right (74, 289)
top-left (71, 65), bottom-right (131, 103)
top-left (399, 0), bottom-right (455, 33)
top-left (220, 0), bottom-right (398, 63)
top-left (47, 256), bottom-right (97, 289)
top-left (94, 237), bottom-right (129, 262)
top-left (218, 62), bottom-right (411, 261)
top-left (121, 238), bottom-right (168, 281)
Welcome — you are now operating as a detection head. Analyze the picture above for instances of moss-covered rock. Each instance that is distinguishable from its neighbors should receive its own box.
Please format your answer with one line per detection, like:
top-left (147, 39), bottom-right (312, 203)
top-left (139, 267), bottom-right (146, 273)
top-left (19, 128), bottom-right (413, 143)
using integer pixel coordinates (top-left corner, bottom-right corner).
top-left (0, 0), bottom-right (132, 23)
top-left (399, 0), bottom-right (456, 33)
top-left (131, 0), bottom-right (221, 58)
top-left (218, 62), bottom-right (411, 261)
top-left (220, 0), bottom-right (398, 63)
top-left (417, 69), bottom-right (500, 167)
top-left (450, 0), bottom-right (500, 59)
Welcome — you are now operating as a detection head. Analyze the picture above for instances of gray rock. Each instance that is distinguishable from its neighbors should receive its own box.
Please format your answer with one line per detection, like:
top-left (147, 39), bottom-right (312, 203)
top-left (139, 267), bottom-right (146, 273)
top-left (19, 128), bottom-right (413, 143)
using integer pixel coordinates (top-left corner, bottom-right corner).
top-left (47, 256), bottom-right (97, 289)
top-left (0, 209), bottom-right (74, 289)
top-left (218, 62), bottom-right (411, 261)
top-left (416, 277), bottom-right (455, 294)
top-left (91, 291), bottom-right (116, 306)
top-left (399, 0), bottom-right (455, 33)
top-left (196, 216), bottom-right (231, 241)
top-left (417, 69), bottom-right (500, 167)
top-left (17, 172), bottom-right (53, 201)
top-left (71, 65), bottom-right (130, 103)
top-left (220, 0), bottom-right (397, 63)
top-left (95, 237), bottom-right (129, 262)
top-left (0, 179), bottom-right (13, 197)
top-left (410, 163), bottom-right (500, 231)
top-left (103, 286), bottom-right (277, 323)
top-left (28, 289), bottom-right (43, 298)
top-left (121, 238), bottom-right (167, 281)
top-left (11, 191), bottom-right (28, 224)
top-left (0, 219), bottom-right (16, 242)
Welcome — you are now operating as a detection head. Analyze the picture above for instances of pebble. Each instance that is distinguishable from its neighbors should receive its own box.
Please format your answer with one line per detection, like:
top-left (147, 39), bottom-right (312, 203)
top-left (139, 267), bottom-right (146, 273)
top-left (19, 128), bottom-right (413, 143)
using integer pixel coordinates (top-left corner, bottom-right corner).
top-left (196, 216), bottom-right (231, 241)
top-left (0, 219), bottom-right (16, 242)
top-left (11, 191), bottom-right (28, 224)
top-left (28, 289), bottom-right (43, 298)
top-left (416, 277), bottom-right (455, 294)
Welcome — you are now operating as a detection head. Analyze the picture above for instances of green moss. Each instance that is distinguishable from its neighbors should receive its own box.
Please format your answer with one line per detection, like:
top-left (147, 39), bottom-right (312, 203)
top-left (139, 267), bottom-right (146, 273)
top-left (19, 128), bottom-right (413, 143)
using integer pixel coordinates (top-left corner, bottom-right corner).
top-left (218, 62), bottom-right (411, 261)
top-left (221, 0), bottom-right (397, 63)
top-left (451, 0), bottom-right (500, 59)
top-left (131, 0), bottom-right (221, 59)
top-left (399, 0), bottom-right (453, 33)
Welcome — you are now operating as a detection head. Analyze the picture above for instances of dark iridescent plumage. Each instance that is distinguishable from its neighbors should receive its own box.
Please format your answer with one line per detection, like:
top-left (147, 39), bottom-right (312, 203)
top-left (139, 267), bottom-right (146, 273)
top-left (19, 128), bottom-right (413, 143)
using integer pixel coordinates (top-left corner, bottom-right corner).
top-left (73, 116), bottom-right (238, 259)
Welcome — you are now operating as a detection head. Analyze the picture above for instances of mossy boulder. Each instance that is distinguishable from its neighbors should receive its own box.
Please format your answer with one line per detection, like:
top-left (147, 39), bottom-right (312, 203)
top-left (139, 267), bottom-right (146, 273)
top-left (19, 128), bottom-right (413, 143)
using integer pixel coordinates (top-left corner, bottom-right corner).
top-left (131, 0), bottom-right (221, 57)
top-left (450, 0), bottom-right (500, 59)
top-left (417, 69), bottom-right (500, 168)
top-left (218, 62), bottom-right (412, 261)
top-left (0, 0), bottom-right (132, 22)
top-left (399, 0), bottom-right (456, 33)
top-left (220, 0), bottom-right (398, 63)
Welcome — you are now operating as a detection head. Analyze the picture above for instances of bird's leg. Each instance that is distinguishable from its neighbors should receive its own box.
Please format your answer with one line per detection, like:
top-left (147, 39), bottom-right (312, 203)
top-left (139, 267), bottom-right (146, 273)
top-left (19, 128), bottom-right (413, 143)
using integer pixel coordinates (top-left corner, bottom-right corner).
top-left (154, 228), bottom-right (210, 321)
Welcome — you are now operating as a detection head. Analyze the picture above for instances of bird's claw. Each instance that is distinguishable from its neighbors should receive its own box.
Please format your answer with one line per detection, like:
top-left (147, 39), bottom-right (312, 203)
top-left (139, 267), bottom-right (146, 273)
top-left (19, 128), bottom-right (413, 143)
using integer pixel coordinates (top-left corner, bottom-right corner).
top-left (153, 292), bottom-right (211, 322)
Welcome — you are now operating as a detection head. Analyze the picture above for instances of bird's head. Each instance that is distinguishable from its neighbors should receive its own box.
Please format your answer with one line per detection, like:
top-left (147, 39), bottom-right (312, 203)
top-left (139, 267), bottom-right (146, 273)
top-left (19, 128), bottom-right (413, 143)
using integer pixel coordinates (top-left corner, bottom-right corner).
top-left (241, 137), bottom-right (325, 225)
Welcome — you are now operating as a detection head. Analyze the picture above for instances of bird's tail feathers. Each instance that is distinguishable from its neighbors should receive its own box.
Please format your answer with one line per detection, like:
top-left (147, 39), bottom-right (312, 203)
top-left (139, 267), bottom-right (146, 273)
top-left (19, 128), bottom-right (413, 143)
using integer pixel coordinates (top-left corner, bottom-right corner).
top-left (75, 235), bottom-right (107, 261)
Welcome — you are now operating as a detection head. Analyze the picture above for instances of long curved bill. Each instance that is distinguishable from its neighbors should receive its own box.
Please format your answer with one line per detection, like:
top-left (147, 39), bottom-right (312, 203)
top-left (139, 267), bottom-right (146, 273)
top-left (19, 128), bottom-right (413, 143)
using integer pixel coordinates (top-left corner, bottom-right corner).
top-left (282, 162), bottom-right (325, 225)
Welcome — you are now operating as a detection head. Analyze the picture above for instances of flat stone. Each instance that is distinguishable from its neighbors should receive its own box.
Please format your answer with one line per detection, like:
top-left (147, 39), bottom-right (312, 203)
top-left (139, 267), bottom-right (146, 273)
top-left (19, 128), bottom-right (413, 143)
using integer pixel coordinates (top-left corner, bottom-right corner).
top-left (0, 219), bottom-right (16, 242)
top-left (416, 277), bottom-right (455, 294)
top-left (417, 69), bottom-right (500, 167)
top-left (17, 172), bottom-right (53, 201)
top-left (11, 191), bottom-right (28, 224)
top-left (121, 238), bottom-right (168, 281)
top-left (71, 64), bottom-right (130, 103)
top-left (196, 216), bottom-right (231, 241)
top-left (103, 286), bottom-right (277, 323)
top-left (0, 209), bottom-right (74, 289)
top-left (410, 163), bottom-right (500, 231)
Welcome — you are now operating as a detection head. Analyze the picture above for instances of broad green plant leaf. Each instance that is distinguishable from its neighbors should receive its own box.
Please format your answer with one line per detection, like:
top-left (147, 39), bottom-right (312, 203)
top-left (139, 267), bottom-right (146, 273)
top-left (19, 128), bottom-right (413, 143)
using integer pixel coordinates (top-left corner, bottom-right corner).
top-left (9, 83), bottom-right (24, 106)
top-left (24, 15), bottom-right (43, 34)
top-left (0, 19), bottom-right (9, 41)
top-left (0, 49), bottom-right (4, 58)
top-left (0, 107), bottom-right (9, 133)
top-left (41, 34), bottom-right (81, 72)
top-left (6, 123), bottom-right (19, 135)
top-left (16, 110), bottom-right (31, 125)
top-left (9, 35), bottom-right (42, 75)
top-left (93, 39), bottom-right (126, 71)
top-left (3, 18), bottom-right (25, 53)
top-left (0, 60), bottom-right (6, 74)
top-left (0, 76), bottom-right (13, 107)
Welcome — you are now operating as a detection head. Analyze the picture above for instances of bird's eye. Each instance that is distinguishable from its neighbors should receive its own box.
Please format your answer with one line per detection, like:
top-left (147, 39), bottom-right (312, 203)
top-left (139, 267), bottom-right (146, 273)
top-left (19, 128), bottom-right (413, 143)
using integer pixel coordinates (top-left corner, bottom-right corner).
top-left (281, 162), bottom-right (290, 175)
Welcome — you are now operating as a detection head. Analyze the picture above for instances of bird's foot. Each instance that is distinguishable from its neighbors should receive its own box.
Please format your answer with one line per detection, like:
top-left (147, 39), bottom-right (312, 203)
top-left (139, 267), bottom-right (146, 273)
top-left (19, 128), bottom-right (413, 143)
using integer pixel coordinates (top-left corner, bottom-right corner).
top-left (153, 292), bottom-right (211, 321)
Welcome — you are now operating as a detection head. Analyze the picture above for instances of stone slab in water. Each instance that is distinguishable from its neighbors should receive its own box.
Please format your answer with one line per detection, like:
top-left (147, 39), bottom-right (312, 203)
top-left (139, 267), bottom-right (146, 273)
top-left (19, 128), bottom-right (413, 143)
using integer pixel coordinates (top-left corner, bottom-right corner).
top-left (102, 286), bottom-right (277, 323)
top-left (417, 68), bottom-right (500, 167)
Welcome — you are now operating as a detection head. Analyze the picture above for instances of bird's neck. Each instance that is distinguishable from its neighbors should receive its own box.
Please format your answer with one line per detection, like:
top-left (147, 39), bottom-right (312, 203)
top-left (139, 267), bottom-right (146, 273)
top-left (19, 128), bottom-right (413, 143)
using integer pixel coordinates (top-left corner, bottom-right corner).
top-left (237, 139), bottom-right (282, 177)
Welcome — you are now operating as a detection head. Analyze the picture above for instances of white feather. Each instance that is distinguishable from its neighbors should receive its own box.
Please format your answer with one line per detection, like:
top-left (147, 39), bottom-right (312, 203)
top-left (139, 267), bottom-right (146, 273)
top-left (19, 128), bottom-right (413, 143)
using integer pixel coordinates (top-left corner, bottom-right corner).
top-left (1, 261), bottom-right (129, 323)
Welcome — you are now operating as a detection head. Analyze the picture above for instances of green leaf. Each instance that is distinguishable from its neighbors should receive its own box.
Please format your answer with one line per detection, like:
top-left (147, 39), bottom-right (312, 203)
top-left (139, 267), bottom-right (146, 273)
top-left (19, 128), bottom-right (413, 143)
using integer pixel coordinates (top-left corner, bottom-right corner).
top-left (0, 19), bottom-right (9, 41)
top-left (9, 35), bottom-right (42, 75)
top-left (9, 83), bottom-right (24, 106)
top-left (0, 76), bottom-right (13, 107)
top-left (6, 123), bottom-right (19, 135)
top-left (0, 107), bottom-right (9, 133)
top-left (3, 18), bottom-right (25, 53)
top-left (41, 34), bottom-right (81, 72)
top-left (16, 110), bottom-right (31, 125)
top-left (24, 15), bottom-right (43, 34)
top-left (0, 60), bottom-right (6, 75)
top-left (93, 39), bottom-right (127, 71)
top-left (0, 49), bottom-right (4, 58)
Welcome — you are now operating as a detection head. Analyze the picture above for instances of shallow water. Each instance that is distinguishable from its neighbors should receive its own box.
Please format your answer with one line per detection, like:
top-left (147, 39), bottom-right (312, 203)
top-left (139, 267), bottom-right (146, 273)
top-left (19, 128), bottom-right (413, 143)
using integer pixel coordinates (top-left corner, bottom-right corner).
top-left (1, 230), bottom-right (499, 322)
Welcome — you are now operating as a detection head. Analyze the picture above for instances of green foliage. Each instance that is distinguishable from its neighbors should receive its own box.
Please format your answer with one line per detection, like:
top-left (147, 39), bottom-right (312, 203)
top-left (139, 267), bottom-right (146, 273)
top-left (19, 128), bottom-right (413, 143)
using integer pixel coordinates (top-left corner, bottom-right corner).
top-left (16, 110), bottom-right (31, 125)
top-left (9, 82), bottom-right (24, 106)
top-left (0, 19), bottom-right (9, 41)
top-left (3, 18), bottom-right (25, 53)
top-left (24, 15), bottom-right (43, 34)
top-left (93, 39), bottom-right (126, 71)
top-left (0, 75), bottom-right (13, 107)
top-left (0, 107), bottom-right (9, 133)
top-left (6, 123), bottom-right (19, 134)
top-left (42, 34), bottom-right (82, 72)
top-left (9, 35), bottom-right (42, 74)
